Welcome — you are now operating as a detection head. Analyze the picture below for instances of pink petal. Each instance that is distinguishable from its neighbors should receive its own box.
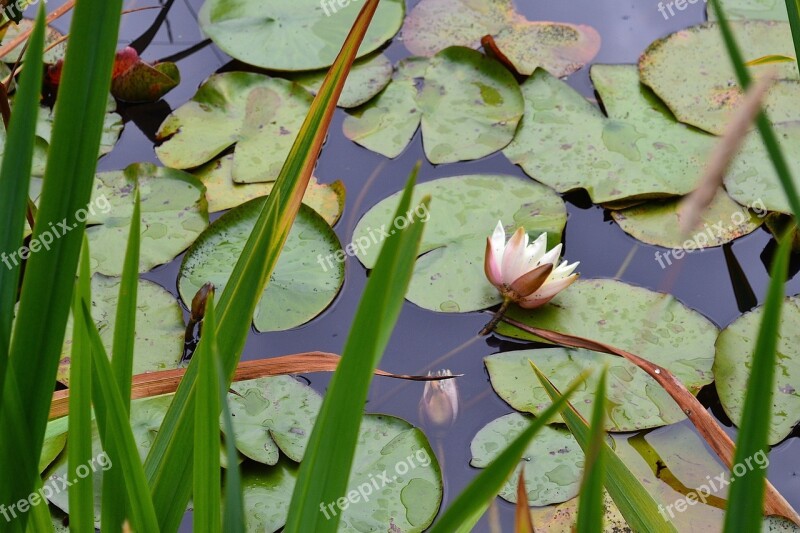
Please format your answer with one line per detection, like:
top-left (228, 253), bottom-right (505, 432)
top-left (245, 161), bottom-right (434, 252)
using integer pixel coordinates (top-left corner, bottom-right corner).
top-left (518, 274), bottom-right (578, 309)
top-left (484, 237), bottom-right (503, 288)
top-left (501, 227), bottom-right (528, 284)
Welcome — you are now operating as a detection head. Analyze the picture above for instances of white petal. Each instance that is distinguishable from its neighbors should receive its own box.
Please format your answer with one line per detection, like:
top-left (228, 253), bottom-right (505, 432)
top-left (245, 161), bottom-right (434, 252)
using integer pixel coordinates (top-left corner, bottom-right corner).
top-left (537, 243), bottom-right (563, 269)
top-left (490, 221), bottom-right (506, 260)
top-left (518, 274), bottom-right (578, 309)
top-left (501, 228), bottom-right (528, 284)
top-left (553, 260), bottom-right (579, 279)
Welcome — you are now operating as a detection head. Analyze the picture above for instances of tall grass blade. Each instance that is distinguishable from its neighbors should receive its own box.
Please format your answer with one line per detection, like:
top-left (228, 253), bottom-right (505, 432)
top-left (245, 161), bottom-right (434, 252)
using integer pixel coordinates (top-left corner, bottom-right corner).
top-left (723, 231), bottom-right (793, 532)
top-left (430, 371), bottom-right (591, 533)
top-left (220, 355), bottom-right (245, 533)
top-left (576, 367), bottom-right (608, 533)
top-left (783, 0), bottom-right (800, 69)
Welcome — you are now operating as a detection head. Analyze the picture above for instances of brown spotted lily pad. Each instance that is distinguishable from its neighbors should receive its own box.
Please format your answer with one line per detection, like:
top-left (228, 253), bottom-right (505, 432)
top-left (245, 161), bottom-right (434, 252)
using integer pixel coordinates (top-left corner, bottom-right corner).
top-left (110, 47), bottom-right (180, 103)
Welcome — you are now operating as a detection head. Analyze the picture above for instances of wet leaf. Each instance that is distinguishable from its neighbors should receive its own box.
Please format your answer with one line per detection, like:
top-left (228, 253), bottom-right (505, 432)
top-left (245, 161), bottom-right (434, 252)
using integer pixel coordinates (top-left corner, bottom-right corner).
top-left (287, 52), bottom-right (392, 108)
top-left (0, 18), bottom-right (66, 64)
top-left (198, 0), bottom-right (404, 71)
top-left (85, 163), bottom-right (208, 275)
top-left (639, 21), bottom-right (800, 135)
top-left (193, 153), bottom-right (345, 223)
top-left (156, 72), bottom-right (312, 184)
top-left (495, 279), bottom-right (719, 396)
top-left (504, 65), bottom-right (713, 205)
top-left (470, 413), bottom-right (583, 506)
top-left (352, 174), bottom-right (567, 312)
top-left (611, 188), bottom-right (763, 249)
top-left (486, 348), bottom-right (685, 431)
top-left (57, 275), bottom-right (184, 385)
top-left (179, 197), bottom-right (344, 332)
top-left (714, 295), bottom-right (800, 445)
top-left (110, 47), bottom-right (180, 103)
top-left (417, 47), bottom-right (523, 164)
top-left (402, 0), bottom-right (600, 77)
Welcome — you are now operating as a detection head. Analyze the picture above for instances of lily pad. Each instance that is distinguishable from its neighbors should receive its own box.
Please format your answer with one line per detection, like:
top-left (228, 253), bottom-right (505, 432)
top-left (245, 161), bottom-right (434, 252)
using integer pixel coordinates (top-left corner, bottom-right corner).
top-left (639, 21), bottom-right (800, 135)
top-left (504, 65), bottom-right (714, 205)
top-left (707, 0), bottom-right (789, 20)
top-left (495, 279), bottom-right (719, 395)
top-left (111, 47), bottom-right (180, 103)
top-left (470, 412), bottom-right (583, 505)
top-left (402, 0), bottom-right (600, 77)
top-left (179, 197), bottom-right (344, 332)
top-left (40, 416), bottom-right (68, 473)
top-left (486, 348), bottom-right (685, 431)
top-left (418, 47), bottom-right (523, 164)
top-left (287, 52), bottom-right (393, 108)
top-left (715, 295), bottom-right (800, 444)
top-left (242, 414), bottom-right (442, 532)
top-left (193, 154), bottom-right (345, 223)
top-left (57, 275), bottom-right (184, 384)
top-left (1, 18), bottom-right (67, 64)
top-left (198, 0), bottom-right (404, 71)
top-left (156, 72), bottom-right (312, 183)
top-left (342, 57), bottom-right (427, 158)
top-left (352, 174), bottom-right (567, 312)
top-left (611, 188), bottom-right (763, 249)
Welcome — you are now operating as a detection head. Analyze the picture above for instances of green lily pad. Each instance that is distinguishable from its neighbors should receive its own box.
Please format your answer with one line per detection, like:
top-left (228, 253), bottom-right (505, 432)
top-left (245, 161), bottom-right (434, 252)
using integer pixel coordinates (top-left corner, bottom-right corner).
top-left (1, 18), bottom-right (67, 64)
top-left (342, 57), bottom-right (427, 158)
top-left (57, 275), bottom-right (184, 384)
top-left (715, 295), bottom-right (800, 444)
top-left (402, 0), bottom-right (600, 77)
top-left (86, 163), bottom-right (209, 275)
top-left (470, 412), bottom-right (583, 505)
top-left (639, 21), bottom-right (800, 135)
top-left (193, 153), bottom-right (345, 223)
top-left (198, 0), bottom-right (404, 71)
top-left (724, 121), bottom-right (800, 215)
top-left (242, 414), bottom-right (442, 532)
top-left (40, 416), bottom-right (68, 473)
top-left (179, 197), bottom-right (344, 332)
top-left (156, 72), bottom-right (312, 183)
top-left (486, 348), bottom-right (685, 431)
top-left (418, 47), bottom-right (523, 164)
top-left (287, 52), bottom-right (393, 108)
top-left (611, 188), bottom-right (764, 249)
top-left (707, 0), bottom-right (789, 20)
top-left (504, 65), bottom-right (714, 205)
top-left (224, 376), bottom-right (321, 465)
top-left (352, 174), bottom-right (567, 312)
top-left (495, 279), bottom-right (719, 395)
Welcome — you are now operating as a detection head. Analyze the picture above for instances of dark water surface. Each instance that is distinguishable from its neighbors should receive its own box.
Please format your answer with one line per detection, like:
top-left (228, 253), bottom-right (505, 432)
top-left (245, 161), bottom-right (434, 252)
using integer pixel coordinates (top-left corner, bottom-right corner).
top-left (38, 0), bottom-right (800, 529)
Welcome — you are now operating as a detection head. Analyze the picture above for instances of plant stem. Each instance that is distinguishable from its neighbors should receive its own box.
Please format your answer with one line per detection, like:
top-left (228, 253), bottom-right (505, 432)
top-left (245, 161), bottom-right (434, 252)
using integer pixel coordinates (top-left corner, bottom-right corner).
top-left (479, 298), bottom-right (511, 336)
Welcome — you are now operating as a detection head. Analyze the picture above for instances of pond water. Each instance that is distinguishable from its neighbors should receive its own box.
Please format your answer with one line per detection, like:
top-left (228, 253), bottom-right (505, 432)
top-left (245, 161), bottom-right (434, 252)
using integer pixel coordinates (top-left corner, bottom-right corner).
top-left (42, 0), bottom-right (800, 529)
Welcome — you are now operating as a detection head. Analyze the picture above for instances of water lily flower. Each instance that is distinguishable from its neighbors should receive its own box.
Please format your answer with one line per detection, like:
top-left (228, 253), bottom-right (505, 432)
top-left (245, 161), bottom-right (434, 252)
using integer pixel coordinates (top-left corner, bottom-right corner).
top-left (481, 221), bottom-right (579, 335)
top-left (419, 370), bottom-right (459, 430)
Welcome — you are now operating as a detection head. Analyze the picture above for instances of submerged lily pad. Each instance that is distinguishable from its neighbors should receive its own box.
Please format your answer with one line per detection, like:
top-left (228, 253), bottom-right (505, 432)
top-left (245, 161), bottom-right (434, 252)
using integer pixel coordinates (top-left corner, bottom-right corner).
top-left (352, 175), bottom-right (567, 312)
top-left (611, 188), bottom-right (763, 249)
top-left (418, 47), bottom-right (523, 164)
top-left (86, 163), bottom-right (208, 275)
top-left (486, 348), bottom-right (685, 431)
top-left (179, 197), bottom-right (344, 332)
top-left (156, 72), bottom-right (312, 183)
top-left (639, 21), bottom-right (800, 135)
top-left (58, 275), bottom-right (184, 384)
top-left (504, 65), bottom-right (713, 205)
top-left (495, 279), bottom-right (719, 395)
top-left (471, 412), bottom-right (583, 505)
top-left (715, 295), bottom-right (800, 444)
top-left (343, 57), bottom-right (427, 158)
top-left (287, 52), bottom-right (393, 108)
top-left (193, 154), bottom-right (345, 223)
top-left (402, 0), bottom-right (600, 77)
top-left (198, 0), bottom-right (404, 71)
top-left (707, 0), bottom-right (789, 20)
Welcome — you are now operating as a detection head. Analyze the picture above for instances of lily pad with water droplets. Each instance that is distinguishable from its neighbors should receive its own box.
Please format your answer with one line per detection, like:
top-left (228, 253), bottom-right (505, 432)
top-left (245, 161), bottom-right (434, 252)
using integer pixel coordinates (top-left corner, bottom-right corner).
top-left (470, 412), bottom-right (583, 506)
top-left (715, 295), bottom-right (800, 444)
top-left (57, 275), bottom-right (184, 384)
top-left (85, 163), bottom-right (209, 275)
top-left (504, 65), bottom-right (714, 205)
top-left (486, 348), bottom-right (685, 431)
top-left (352, 174), bottom-right (567, 313)
top-left (639, 21), bottom-right (800, 135)
top-left (193, 154), bottom-right (345, 223)
top-left (402, 0), bottom-right (600, 77)
top-left (417, 47), bottom-right (523, 164)
top-left (156, 72), bottom-right (312, 184)
top-left (494, 279), bottom-right (719, 396)
top-left (198, 0), bottom-right (404, 71)
top-left (179, 197), bottom-right (344, 332)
